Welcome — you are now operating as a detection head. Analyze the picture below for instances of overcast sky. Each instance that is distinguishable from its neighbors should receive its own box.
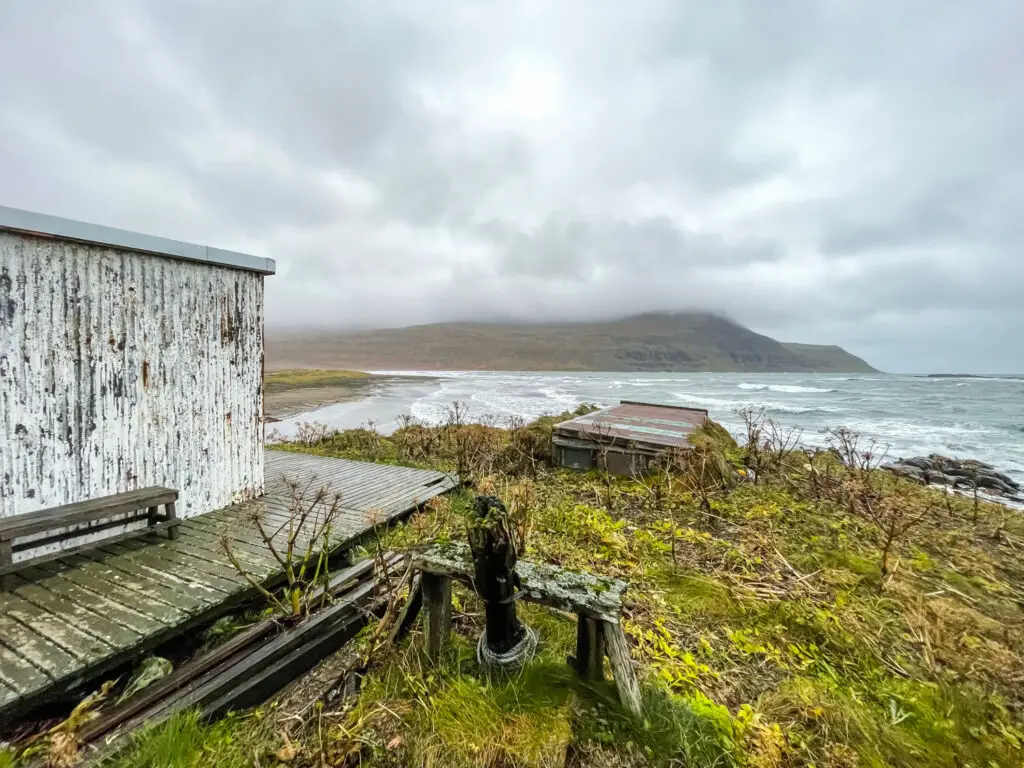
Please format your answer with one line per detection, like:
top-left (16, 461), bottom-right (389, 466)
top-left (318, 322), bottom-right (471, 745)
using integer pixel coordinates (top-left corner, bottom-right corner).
top-left (1, 2), bottom-right (1021, 373)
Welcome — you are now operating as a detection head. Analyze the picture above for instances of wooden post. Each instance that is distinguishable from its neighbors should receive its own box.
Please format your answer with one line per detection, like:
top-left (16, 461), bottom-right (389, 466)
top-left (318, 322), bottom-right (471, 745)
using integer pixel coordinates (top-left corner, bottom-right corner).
top-left (467, 495), bottom-right (525, 655)
top-left (422, 572), bottom-right (451, 661)
top-left (147, 506), bottom-right (160, 528)
top-left (165, 501), bottom-right (178, 540)
top-left (602, 621), bottom-right (643, 717)
top-left (572, 615), bottom-right (605, 681)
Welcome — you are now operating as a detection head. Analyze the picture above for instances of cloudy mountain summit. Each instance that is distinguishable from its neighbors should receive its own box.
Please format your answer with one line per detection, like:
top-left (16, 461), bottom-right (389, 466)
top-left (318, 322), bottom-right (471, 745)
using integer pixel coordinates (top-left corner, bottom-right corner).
top-left (1, 1), bottom-right (1021, 372)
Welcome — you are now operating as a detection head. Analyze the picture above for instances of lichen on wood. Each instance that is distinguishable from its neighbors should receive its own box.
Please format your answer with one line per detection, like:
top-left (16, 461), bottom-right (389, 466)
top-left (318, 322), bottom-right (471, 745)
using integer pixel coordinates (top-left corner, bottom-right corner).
top-left (413, 542), bottom-right (627, 623)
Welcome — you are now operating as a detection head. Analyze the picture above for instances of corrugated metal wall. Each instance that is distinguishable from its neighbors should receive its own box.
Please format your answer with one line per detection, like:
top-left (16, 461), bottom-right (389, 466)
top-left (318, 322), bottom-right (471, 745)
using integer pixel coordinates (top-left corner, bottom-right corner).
top-left (0, 230), bottom-right (265, 528)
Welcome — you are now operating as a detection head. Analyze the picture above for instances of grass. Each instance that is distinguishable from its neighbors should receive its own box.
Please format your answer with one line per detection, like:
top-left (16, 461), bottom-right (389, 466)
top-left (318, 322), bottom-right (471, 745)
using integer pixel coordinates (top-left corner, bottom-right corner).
top-left (264, 368), bottom-right (371, 393)
top-left (82, 408), bottom-right (1024, 767)
top-left (99, 710), bottom-right (268, 768)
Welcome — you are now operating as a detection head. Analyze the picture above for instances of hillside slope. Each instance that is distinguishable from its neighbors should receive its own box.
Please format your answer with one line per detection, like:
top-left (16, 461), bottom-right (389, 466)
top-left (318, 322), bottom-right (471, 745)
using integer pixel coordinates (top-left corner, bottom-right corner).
top-left (268, 313), bottom-right (876, 373)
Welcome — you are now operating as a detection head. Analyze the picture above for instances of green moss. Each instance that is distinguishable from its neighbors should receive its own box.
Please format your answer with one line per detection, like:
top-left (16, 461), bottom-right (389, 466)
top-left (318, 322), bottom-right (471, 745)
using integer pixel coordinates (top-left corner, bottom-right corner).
top-left (909, 548), bottom-right (937, 573)
top-left (663, 575), bottom-right (739, 619)
top-left (821, 548), bottom-right (882, 577)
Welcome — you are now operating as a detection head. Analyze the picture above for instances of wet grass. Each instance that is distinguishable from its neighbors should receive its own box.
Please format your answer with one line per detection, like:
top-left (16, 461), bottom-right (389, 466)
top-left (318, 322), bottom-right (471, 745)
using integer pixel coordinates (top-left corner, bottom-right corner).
top-left (100, 710), bottom-right (266, 768)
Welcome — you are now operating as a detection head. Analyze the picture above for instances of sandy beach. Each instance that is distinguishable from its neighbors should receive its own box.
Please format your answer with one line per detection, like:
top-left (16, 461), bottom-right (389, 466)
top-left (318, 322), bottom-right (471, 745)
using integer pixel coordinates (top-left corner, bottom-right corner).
top-left (264, 370), bottom-right (435, 423)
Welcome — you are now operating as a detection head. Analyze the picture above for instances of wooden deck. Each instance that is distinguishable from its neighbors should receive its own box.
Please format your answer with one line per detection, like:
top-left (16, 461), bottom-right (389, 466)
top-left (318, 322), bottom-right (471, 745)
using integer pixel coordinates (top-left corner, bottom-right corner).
top-left (0, 451), bottom-right (457, 723)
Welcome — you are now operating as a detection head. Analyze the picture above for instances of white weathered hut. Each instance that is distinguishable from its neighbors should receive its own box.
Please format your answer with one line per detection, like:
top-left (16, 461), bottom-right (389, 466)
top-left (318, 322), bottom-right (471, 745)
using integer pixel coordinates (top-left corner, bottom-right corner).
top-left (0, 206), bottom-right (276, 524)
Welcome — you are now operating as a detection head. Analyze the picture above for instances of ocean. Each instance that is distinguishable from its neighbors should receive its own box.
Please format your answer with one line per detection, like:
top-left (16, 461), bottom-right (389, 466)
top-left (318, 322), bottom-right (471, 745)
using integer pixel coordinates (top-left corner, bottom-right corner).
top-left (269, 372), bottom-right (1024, 482)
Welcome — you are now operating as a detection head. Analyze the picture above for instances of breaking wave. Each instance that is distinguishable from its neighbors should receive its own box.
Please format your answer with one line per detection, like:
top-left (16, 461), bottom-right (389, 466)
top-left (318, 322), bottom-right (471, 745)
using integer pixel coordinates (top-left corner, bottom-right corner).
top-left (737, 383), bottom-right (836, 394)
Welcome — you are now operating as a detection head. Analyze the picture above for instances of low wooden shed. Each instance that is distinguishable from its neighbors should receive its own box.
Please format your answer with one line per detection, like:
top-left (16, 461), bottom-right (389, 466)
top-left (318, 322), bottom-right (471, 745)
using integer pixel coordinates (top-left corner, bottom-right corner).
top-left (552, 401), bottom-right (709, 475)
top-left (0, 205), bottom-right (276, 550)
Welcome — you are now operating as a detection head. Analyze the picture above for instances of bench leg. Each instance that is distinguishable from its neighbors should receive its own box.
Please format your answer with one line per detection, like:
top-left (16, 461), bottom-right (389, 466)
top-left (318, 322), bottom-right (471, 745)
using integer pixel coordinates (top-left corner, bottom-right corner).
top-left (572, 616), bottom-right (605, 681)
top-left (147, 506), bottom-right (160, 527)
top-left (422, 573), bottom-right (451, 662)
top-left (165, 501), bottom-right (178, 540)
top-left (1, 540), bottom-right (14, 591)
top-left (602, 621), bottom-right (643, 717)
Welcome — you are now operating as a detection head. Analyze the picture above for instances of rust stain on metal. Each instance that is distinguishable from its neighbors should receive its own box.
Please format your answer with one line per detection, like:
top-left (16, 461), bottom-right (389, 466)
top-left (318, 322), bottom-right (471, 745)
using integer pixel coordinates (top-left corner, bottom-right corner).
top-left (0, 229), bottom-right (267, 553)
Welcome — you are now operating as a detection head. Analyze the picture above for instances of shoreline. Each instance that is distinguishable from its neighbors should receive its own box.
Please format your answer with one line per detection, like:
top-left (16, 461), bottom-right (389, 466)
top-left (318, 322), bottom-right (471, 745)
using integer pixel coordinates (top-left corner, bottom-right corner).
top-left (264, 371), bottom-right (435, 422)
top-left (263, 369), bottom-right (1023, 488)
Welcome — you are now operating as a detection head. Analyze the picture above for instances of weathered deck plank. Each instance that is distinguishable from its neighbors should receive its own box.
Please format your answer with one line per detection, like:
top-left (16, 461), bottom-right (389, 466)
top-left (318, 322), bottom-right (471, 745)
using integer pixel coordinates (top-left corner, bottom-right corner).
top-left (96, 543), bottom-right (239, 597)
top-left (0, 613), bottom-right (74, 682)
top-left (13, 570), bottom-right (168, 637)
top-left (2, 592), bottom-right (118, 661)
top-left (30, 559), bottom-right (190, 625)
top-left (9, 581), bottom-right (142, 649)
top-left (174, 521), bottom-right (283, 572)
top-left (113, 538), bottom-right (248, 586)
top-left (0, 636), bottom-right (53, 701)
top-left (0, 451), bottom-right (457, 723)
top-left (68, 552), bottom-right (221, 611)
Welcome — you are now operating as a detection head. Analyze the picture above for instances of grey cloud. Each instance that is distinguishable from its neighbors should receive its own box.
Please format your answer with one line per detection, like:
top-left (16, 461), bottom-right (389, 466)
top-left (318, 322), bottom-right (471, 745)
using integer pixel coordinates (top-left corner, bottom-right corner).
top-left (0, 0), bottom-right (1022, 372)
top-left (484, 216), bottom-right (781, 280)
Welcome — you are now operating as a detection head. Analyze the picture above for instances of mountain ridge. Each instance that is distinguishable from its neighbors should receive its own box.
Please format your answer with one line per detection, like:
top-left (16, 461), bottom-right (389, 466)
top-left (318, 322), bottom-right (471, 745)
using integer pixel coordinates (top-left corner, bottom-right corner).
top-left (267, 312), bottom-right (877, 373)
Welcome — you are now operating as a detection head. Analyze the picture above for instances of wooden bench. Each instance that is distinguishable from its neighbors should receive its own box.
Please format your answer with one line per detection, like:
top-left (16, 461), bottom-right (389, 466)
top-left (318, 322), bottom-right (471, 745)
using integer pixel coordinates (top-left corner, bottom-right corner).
top-left (0, 487), bottom-right (180, 578)
top-left (410, 543), bottom-right (643, 716)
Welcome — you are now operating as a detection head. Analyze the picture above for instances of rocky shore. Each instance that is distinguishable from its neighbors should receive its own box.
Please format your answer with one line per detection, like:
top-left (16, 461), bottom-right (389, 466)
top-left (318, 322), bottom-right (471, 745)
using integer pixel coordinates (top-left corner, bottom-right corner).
top-left (884, 455), bottom-right (1024, 504)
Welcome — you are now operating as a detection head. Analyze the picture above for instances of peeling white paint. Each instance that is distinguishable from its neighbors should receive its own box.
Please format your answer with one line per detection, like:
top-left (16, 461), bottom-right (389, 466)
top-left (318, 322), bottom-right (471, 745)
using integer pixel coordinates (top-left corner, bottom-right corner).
top-left (0, 230), bottom-right (266, 554)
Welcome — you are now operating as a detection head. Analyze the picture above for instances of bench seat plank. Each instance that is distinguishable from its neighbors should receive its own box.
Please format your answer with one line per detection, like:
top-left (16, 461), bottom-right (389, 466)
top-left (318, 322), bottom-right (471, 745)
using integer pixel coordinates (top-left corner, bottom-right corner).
top-left (0, 487), bottom-right (178, 541)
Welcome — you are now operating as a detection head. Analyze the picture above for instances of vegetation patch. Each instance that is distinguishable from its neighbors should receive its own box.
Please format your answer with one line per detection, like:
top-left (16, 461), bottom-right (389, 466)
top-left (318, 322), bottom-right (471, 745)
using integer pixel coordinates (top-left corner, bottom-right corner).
top-left (79, 404), bottom-right (1024, 767)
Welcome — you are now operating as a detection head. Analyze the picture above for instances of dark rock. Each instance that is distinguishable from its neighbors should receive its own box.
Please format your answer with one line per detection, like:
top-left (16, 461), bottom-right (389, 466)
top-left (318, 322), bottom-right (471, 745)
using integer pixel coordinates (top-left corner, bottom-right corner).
top-left (883, 455), bottom-right (1022, 499)
top-left (943, 466), bottom-right (971, 479)
top-left (976, 475), bottom-right (1017, 495)
top-left (991, 472), bottom-right (1020, 490)
top-left (961, 458), bottom-right (995, 471)
top-left (902, 457), bottom-right (933, 471)
top-left (924, 470), bottom-right (957, 486)
top-left (888, 463), bottom-right (925, 483)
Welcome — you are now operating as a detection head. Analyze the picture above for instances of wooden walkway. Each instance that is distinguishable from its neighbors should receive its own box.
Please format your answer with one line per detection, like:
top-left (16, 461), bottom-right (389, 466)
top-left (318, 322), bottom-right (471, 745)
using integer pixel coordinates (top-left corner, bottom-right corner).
top-left (0, 451), bottom-right (457, 723)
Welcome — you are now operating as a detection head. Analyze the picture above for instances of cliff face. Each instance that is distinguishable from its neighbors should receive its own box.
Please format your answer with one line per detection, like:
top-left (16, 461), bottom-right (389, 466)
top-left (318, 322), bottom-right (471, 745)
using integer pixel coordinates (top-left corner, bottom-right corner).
top-left (268, 313), bottom-right (878, 373)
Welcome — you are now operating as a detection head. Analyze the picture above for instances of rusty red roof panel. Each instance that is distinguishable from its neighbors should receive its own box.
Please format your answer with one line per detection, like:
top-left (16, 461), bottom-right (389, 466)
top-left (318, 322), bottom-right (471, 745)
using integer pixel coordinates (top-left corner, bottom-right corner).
top-left (553, 401), bottom-right (708, 450)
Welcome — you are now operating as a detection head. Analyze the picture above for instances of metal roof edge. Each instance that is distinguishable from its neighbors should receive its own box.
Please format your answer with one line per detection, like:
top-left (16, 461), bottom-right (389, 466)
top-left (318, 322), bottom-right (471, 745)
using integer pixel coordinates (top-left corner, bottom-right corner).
top-left (0, 205), bottom-right (276, 275)
top-left (619, 400), bottom-right (709, 415)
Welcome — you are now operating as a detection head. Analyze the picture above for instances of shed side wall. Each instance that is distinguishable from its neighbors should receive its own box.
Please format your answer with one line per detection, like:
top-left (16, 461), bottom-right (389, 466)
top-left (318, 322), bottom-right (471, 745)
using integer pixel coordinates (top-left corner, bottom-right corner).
top-left (0, 231), bottom-right (265, 525)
